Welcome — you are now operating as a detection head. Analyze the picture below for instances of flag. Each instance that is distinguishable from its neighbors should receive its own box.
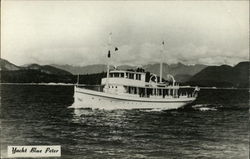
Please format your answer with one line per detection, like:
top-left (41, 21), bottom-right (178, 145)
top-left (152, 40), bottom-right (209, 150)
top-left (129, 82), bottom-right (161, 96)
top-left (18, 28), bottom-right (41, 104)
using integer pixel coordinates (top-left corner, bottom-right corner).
top-left (107, 50), bottom-right (111, 58)
top-left (115, 47), bottom-right (118, 51)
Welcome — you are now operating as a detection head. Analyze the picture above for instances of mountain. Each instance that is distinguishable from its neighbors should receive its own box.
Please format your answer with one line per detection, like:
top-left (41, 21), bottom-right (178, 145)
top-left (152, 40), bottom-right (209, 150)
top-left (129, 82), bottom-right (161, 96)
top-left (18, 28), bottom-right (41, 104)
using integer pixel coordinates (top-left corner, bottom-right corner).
top-left (188, 61), bottom-right (249, 88)
top-left (233, 62), bottom-right (249, 85)
top-left (0, 59), bottom-right (72, 75)
top-left (51, 64), bottom-right (107, 75)
top-left (53, 62), bottom-right (207, 82)
top-left (143, 63), bottom-right (207, 82)
top-left (25, 64), bottom-right (71, 75)
top-left (0, 59), bottom-right (73, 83)
top-left (1, 70), bottom-right (74, 83)
top-left (117, 65), bottom-right (137, 70)
top-left (0, 58), bottom-right (21, 71)
top-left (174, 74), bottom-right (193, 83)
top-left (1, 58), bottom-right (248, 87)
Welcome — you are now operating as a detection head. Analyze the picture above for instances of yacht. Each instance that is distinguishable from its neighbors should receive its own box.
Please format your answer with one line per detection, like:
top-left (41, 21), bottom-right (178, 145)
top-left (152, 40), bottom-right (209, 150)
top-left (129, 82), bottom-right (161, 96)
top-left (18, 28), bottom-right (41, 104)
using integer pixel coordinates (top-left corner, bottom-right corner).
top-left (70, 35), bottom-right (199, 110)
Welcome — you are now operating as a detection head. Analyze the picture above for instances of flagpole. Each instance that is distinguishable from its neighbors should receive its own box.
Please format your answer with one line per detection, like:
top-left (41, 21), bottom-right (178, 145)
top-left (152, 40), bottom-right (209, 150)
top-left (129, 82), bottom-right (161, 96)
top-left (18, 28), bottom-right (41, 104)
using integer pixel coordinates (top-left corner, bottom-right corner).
top-left (106, 33), bottom-right (112, 92)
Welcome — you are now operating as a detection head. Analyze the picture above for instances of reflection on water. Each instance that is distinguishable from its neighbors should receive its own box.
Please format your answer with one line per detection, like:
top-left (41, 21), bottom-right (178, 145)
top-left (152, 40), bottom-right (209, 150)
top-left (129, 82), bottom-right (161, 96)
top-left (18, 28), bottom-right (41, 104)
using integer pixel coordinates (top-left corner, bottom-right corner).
top-left (0, 85), bottom-right (249, 159)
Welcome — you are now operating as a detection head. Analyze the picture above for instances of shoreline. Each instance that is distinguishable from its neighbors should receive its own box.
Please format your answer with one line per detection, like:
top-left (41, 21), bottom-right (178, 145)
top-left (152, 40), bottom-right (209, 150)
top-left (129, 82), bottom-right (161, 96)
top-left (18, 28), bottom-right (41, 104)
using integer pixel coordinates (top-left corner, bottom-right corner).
top-left (0, 83), bottom-right (249, 90)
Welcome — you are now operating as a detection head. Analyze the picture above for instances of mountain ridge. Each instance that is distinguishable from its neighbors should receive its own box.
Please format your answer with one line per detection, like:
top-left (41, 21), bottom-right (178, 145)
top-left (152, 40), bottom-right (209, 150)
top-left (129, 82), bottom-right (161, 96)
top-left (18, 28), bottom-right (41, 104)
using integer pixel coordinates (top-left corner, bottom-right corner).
top-left (0, 58), bottom-right (21, 71)
top-left (52, 62), bottom-right (207, 82)
top-left (0, 59), bottom-right (72, 75)
top-left (187, 61), bottom-right (249, 88)
top-left (1, 58), bottom-right (248, 88)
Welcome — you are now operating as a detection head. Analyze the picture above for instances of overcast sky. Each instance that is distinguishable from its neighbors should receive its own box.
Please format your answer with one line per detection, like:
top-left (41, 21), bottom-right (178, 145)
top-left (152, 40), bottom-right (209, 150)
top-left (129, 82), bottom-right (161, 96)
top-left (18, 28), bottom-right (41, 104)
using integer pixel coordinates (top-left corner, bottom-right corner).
top-left (1, 1), bottom-right (249, 66)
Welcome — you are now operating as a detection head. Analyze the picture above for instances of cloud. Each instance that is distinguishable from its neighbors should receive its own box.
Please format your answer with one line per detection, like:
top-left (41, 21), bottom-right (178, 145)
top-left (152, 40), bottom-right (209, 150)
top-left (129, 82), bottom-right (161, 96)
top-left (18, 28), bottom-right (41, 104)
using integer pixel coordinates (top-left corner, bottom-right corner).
top-left (1, 1), bottom-right (249, 66)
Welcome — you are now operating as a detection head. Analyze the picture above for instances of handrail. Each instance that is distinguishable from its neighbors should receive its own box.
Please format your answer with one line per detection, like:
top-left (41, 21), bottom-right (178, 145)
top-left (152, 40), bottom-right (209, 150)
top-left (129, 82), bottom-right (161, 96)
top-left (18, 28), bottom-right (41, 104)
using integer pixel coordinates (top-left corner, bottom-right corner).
top-left (149, 73), bottom-right (158, 84)
top-left (167, 74), bottom-right (175, 86)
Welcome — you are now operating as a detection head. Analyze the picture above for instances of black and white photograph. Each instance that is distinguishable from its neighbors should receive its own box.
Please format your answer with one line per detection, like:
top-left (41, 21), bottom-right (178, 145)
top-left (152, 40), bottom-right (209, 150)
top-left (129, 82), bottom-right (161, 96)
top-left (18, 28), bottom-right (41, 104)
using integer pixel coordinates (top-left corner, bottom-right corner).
top-left (0, 0), bottom-right (249, 158)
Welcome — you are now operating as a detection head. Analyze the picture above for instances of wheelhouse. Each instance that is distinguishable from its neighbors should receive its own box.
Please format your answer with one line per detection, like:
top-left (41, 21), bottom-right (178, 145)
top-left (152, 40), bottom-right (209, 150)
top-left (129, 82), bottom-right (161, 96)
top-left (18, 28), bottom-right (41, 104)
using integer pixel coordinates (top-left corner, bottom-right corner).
top-left (108, 70), bottom-right (145, 81)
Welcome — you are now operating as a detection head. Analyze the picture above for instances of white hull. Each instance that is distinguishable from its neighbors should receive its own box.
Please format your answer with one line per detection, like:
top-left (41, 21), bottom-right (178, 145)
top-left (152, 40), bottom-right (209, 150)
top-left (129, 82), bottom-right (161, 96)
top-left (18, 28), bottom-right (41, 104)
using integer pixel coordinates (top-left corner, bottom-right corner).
top-left (70, 87), bottom-right (195, 110)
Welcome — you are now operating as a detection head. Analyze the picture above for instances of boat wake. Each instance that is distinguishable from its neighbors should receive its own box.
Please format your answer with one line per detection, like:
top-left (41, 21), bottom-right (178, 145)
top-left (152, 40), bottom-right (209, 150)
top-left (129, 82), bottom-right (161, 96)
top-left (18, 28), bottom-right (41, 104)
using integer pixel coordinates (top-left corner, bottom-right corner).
top-left (139, 108), bottom-right (169, 112)
top-left (191, 104), bottom-right (223, 111)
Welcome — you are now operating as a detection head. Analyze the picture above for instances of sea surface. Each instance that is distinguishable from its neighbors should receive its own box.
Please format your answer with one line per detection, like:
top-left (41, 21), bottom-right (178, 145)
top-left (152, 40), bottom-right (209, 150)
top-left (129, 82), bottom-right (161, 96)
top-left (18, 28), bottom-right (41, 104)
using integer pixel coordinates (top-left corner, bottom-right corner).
top-left (0, 85), bottom-right (249, 159)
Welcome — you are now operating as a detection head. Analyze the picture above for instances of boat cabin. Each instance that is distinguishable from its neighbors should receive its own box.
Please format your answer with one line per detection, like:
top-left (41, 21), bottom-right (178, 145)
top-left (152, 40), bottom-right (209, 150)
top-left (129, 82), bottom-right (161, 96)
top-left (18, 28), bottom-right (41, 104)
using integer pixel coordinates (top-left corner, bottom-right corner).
top-left (101, 70), bottom-right (184, 98)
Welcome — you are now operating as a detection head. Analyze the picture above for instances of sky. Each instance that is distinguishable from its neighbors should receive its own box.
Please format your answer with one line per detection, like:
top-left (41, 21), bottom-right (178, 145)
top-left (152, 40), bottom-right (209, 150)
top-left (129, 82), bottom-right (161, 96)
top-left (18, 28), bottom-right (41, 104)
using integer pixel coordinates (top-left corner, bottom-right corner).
top-left (1, 1), bottom-right (249, 66)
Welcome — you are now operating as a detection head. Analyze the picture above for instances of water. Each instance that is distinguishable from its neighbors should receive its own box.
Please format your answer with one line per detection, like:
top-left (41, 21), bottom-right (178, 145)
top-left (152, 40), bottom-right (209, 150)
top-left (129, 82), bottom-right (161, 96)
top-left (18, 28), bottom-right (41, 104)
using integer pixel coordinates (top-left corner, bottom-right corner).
top-left (0, 85), bottom-right (249, 159)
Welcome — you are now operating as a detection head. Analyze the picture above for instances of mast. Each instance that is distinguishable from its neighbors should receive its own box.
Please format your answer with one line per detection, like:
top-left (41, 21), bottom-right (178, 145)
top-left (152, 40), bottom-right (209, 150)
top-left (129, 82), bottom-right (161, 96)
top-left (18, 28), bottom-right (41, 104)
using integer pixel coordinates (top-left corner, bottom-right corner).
top-left (77, 74), bottom-right (80, 86)
top-left (160, 41), bottom-right (164, 83)
top-left (160, 61), bottom-right (163, 83)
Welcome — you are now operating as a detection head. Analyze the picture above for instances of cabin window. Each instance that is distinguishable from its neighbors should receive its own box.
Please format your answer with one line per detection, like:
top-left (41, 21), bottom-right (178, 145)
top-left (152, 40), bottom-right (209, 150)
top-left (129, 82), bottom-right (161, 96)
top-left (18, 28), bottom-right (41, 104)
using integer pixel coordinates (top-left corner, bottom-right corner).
top-left (136, 74), bottom-right (139, 80)
top-left (126, 73), bottom-right (128, 78)
top-left (121, 73), bottom-right (124, 78)
top-left (110, 73), bottom-right (114, 77)
top-left (114, 73), bottom-right (119, 77)
top-left (129, 73), bottom-right (134, 79)
top-left (159, 89), bottom-right (162, 95)
top-left (135, 74), bottom-right (141, 80)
